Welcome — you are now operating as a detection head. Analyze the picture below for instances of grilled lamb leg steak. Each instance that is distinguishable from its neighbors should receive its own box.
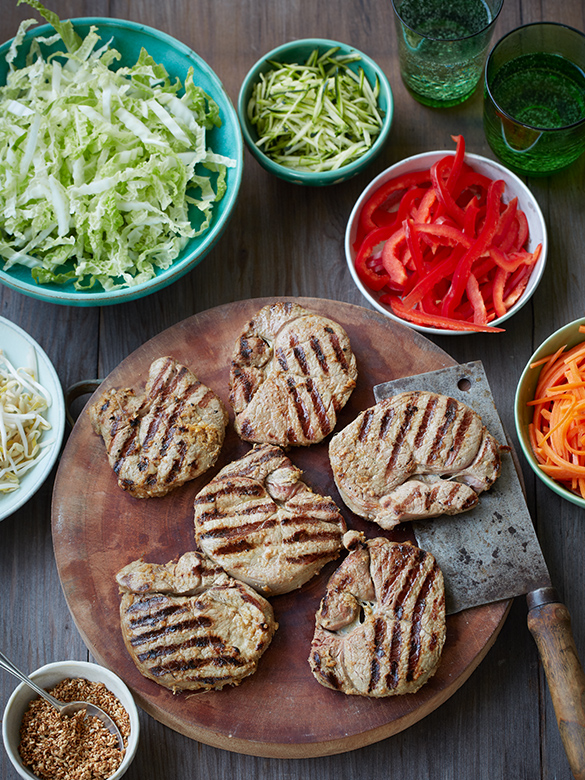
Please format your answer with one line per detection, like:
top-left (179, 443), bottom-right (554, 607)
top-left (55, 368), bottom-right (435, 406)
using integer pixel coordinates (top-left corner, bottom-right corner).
top-left (309, 530), bottom-right (446, 697)
top-left (116, 551), bottom-right (277, 693)
top-left (90, 356), bottom-right (228, 498)
top-left (329, 391), bottom-right (501, 528)
top-left (229, 302), bottom-right (357, 446)
top-left (193, 443), bottom-right (346, 595)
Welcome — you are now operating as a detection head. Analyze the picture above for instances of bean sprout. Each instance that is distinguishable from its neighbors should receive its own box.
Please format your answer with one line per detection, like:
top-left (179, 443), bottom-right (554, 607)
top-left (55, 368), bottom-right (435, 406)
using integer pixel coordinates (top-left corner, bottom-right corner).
top-left (0, 348), bottom-right (53, 492)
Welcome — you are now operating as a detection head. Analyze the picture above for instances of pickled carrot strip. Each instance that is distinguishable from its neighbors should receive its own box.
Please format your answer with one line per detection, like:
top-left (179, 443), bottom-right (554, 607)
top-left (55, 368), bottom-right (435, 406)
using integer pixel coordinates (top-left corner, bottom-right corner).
top-left (530, 347), bottom-right (566, 370)
top-left (545, 381), bottom-right (585, 394)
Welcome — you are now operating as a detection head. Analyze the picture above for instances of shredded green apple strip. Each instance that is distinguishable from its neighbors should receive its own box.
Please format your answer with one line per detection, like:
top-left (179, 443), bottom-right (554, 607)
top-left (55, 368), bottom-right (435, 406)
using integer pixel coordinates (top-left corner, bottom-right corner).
top-left (247, 47), bottom-right (385, 173)
top-left (0, 0), bottom-right (236, 291)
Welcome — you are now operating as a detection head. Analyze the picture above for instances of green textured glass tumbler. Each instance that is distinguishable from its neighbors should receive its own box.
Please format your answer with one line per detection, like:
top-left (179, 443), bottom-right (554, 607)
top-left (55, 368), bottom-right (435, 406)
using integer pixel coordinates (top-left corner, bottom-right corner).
top-left (391, 0), bottom-right (503, 108)
top-left (483, 23), bottom-right (585, 176)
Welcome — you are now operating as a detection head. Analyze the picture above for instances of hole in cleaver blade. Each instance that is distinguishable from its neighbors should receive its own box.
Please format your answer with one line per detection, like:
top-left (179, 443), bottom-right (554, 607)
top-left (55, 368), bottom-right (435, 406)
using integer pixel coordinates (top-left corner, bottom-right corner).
top-left (373, 361), bottom-right (550, 615)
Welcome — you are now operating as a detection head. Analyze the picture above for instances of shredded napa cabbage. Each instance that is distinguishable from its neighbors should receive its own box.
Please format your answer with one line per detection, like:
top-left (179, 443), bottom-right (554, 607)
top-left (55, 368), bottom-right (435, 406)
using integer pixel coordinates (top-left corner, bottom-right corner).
top-left (0, 0), bottom-right (236, 290)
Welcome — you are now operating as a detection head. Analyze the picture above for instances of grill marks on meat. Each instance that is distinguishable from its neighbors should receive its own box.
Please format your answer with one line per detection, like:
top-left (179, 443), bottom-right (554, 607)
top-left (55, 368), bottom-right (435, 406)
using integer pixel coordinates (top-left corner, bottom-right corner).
top-left (89, 357), bottom-right (228, 498)
top-left (117, 552), bottom-right (277, 693)
top-left (193, 444), bottom-right (346, 595)
top-left (229, 302), bottom-right (357, 447)
top-left (309, 531), bottom-right (445, 697)
top-left (116, 550), bottom-right (225, 595)
top-left (329, 391), bottom-right (501, 528)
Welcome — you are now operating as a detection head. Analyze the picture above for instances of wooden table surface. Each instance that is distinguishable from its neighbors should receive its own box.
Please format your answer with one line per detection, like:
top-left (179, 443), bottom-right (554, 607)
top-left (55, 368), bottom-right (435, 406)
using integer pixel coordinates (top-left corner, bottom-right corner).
top-left (1, 0), bottom-right (584, 778)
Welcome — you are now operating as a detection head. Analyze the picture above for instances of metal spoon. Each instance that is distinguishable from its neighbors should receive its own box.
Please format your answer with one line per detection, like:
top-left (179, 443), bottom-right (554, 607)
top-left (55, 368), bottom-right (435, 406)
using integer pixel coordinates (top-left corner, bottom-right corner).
top-left (0, 651), bottom-right (124, 751)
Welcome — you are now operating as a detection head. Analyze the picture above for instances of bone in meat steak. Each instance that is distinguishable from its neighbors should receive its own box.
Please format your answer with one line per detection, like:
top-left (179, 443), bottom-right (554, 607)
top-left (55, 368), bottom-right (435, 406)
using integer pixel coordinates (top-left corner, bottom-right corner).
top-left (329, 391), bottom-right (501, 528)
top-left (89, 356), bottom-right (228, 498)
top-left (117, 551), bottom-right (277, 693)
top-left (193, 443), bottom-right (346, 596)
top-left (309, 530), bottom-right (446, 697)
top-left (229, 302), bottom-right (357, 446)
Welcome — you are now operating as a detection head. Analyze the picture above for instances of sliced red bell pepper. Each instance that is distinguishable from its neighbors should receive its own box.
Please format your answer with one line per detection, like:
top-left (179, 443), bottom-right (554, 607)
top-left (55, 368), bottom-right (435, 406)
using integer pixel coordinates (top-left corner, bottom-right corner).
top-left (404, 219), bottom-right (425, 277)
top-left (381, 225), bottom-right (409, 287)
top-left (368, 206), bottom-right (398, 229)
top-left (409, 221), bottom-right (472, 251)
top-left (357, 170), bottom-right (432, 237)
top-left (462, 197), bottom-right (481, 236)
top-left (492, 266), bottom-right (509, 319)
top-left (440, 179), bottom-right (506, 318)
top-left (382, 294), bottom-right (504, 332)
top-left (420, 291), bottom-right (442, 315)
top-left (493, 197), bottom-right (518, 247)
top-left (446, 134), bottom-right (465, 190)
top-left (415, 187), bottom-right (438, 223)
top-left (470, 256), bottom-right (495, 283)
top-left (503, 280), bottom-right (529, 309)
top-left (496, 216), bottom-right (518, 253)
top-left (354, 224), bottom-right (395, 291)
top-left (513, 209), bottom-right (529, 250)
top-left (401, 242), bottom-right (467, 310)
top-left (489, 243), bottom-right (542, 274)
top-left (394, 187), bottom-right (427, 226)
top-left (503, 263), bottom-right (533, 307)
top-left (431, 155), bottom-right (466, 227)
top-left (466, 272), bottom-right (488, 325)
top-left (452, 164), bottom-right (493, 202)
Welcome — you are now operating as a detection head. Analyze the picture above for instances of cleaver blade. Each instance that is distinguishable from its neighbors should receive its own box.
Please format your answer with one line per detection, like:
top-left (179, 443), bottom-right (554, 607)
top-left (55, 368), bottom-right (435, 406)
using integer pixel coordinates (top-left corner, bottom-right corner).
top-left (373, 360), bottom-right (585, 778)
top-left (373, 360), bottom-right (548, 615)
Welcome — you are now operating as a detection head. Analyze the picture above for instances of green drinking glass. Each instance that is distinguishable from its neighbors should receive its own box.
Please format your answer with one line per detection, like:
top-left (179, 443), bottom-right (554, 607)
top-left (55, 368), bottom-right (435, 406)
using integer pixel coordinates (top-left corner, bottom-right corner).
top-left (484, 23), bottom-right (585, 176)
top-left (391, 0), bottom-right (504, 108)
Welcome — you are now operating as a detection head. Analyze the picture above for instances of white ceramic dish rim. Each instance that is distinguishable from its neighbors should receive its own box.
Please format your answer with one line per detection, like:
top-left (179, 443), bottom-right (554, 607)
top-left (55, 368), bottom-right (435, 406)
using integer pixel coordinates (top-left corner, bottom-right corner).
top-left (238, 37), bottom-right (394, 185)
top-left (344, 150), bottom-right (548, 335)
top-left (0, 317), bottom-right (65, 520)
top-left (514, 317), bottom-right (585, 509)
top-left (2, 660), bottom-right (140, 780)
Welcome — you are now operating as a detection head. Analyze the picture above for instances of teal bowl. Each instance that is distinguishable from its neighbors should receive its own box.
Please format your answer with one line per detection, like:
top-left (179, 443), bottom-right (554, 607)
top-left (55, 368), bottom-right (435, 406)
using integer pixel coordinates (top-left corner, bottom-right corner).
top-left (237, 38), bottom-right (394, 186)
top-left (0, 18), bottom-right (243, 306)
top-left (514, 317), bottom-right (585, 509)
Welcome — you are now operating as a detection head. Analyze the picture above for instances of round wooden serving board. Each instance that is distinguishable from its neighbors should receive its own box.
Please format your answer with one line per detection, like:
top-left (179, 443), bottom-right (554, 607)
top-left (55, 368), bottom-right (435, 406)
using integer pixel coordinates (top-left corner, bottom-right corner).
top-left (52, 297), bottom-right (510, 758)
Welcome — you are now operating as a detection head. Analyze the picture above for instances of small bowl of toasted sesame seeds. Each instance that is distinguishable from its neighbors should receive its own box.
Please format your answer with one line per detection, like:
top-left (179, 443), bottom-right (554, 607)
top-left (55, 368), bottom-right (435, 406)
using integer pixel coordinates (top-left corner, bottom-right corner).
top-left (2, 660), bottom-right (139, 780)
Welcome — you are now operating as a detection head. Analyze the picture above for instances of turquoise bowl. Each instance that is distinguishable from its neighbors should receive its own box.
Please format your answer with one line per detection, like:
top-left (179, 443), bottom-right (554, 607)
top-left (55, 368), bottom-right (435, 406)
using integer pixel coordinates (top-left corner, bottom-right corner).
top-left (514, 317), bottom-right (585, 509)
top-left (0, 18), bottom-right (243, 306)
top-left (237, 38), bottom-right (394, 186)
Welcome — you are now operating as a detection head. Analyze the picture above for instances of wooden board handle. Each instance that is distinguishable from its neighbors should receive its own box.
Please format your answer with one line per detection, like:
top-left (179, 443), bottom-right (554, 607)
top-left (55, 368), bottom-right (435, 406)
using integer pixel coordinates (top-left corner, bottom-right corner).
top-left (527, 592), bottom-right (585, 780)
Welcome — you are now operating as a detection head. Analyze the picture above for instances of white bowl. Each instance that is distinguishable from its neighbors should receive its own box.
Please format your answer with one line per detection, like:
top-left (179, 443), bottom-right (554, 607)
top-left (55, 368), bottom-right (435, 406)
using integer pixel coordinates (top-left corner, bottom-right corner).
top-left (345, 150), bottom-right (548, 335)
top-left (0, 317), bottom-right (65, 520)
top-left (2, 660), bottom-right (140, 780)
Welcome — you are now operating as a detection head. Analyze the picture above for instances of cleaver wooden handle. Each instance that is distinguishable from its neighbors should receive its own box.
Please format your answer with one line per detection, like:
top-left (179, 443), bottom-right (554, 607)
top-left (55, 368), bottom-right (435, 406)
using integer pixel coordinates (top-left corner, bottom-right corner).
top-left (527, 587), bottom-right (585, 780)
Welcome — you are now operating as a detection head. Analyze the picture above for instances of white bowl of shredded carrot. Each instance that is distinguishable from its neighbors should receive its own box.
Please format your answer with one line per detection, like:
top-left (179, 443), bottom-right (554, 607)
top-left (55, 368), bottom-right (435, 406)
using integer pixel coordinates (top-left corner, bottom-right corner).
top-left (345, 135), bottom-right (547, 334)
top-left (515, 318), bottom-right (585, 507)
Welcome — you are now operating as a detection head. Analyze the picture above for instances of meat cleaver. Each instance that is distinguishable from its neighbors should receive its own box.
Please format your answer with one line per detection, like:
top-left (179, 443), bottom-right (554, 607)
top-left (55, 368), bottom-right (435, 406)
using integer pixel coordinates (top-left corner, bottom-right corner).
top-left (373, 360), bottom-right (585, 780)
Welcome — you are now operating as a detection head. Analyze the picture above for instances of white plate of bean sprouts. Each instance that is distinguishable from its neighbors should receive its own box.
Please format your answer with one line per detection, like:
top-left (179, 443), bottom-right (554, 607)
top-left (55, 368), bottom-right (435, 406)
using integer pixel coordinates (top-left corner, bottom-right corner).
top-left (0, 317), bottom-right (65, 520)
